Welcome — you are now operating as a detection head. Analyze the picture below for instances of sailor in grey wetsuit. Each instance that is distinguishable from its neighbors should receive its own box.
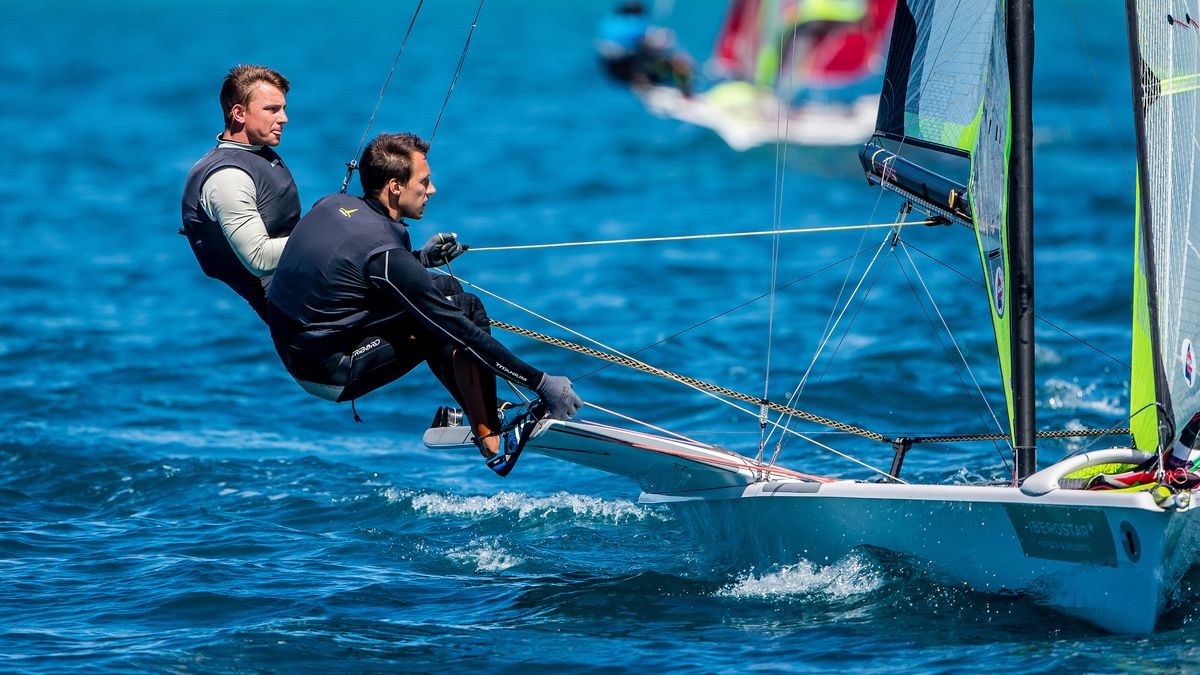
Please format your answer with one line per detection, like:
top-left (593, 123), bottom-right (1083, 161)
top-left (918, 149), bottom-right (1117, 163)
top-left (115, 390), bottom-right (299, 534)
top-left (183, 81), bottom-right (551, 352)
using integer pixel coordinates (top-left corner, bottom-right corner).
top-left (180, 65), bottom-right (299, 321)
top-left (267, 132), bottom-right (582, 462)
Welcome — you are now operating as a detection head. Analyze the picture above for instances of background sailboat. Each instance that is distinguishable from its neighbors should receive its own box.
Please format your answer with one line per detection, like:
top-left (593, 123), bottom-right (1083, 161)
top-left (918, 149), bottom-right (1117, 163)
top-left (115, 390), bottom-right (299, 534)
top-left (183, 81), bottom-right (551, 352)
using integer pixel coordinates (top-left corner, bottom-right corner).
top-left (435, 0), bottom-right (1200, 633)
top-left (637, 0), bottom-right (896, 149)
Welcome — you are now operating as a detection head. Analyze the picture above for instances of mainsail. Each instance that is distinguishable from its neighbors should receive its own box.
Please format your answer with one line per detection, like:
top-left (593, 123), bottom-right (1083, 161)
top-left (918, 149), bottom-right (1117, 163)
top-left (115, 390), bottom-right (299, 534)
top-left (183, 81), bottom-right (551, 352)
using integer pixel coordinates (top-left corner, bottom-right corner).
top-left (866, 0), bottom-right (1019, 440)
top-left (1128, 1), bottom-right (1200, 451)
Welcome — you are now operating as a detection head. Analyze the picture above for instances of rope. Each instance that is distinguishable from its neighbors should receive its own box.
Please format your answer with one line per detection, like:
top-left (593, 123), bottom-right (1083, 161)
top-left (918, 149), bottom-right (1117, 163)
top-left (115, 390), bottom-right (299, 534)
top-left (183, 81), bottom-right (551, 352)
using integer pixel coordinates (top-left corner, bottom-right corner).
top-left (467, 221), bottom-right (935, 252)
top-left (340, 0), bottom-right (426, 194)
top-left (429, 0), bottom-right (486, 144)
top-left (490, 320), bottom-right (1134, 446)
top-left (491, 319), bottom-right (891, 443)
top-left (912, 428), bottom-right (1130, 444)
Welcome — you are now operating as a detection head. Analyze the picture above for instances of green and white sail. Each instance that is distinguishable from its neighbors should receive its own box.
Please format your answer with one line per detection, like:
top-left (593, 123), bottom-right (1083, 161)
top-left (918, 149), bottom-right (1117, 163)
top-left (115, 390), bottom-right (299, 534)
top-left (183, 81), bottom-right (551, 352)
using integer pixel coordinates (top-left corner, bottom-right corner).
top-left (871, 0), bottom-right (1018, 438)
top-left (1127, 1), bottom-right (1200, 451)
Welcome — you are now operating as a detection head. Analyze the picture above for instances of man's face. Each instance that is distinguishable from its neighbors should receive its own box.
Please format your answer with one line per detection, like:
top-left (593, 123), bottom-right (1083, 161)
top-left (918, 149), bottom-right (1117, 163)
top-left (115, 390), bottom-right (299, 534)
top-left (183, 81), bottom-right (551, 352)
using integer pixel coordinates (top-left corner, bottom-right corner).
top-left (233, 83), bottom-right (288, 146)
top-left (395, 153), bottom-right (436, 220)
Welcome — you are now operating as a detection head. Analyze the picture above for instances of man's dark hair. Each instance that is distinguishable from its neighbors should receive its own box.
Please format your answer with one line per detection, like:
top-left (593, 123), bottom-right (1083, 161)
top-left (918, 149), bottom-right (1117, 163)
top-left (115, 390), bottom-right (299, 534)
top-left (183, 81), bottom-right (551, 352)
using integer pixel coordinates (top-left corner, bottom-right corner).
top-left (220, 64), bottom-right (290, 128)
top-left (359, 133), bottom-right (431, 196)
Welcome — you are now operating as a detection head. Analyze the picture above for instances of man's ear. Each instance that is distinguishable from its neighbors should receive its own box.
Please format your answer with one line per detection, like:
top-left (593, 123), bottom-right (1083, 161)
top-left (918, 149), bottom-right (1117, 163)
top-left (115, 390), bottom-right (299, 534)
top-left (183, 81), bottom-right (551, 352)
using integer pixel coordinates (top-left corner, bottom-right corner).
top-left (230, 104), bottom-right (246, 124)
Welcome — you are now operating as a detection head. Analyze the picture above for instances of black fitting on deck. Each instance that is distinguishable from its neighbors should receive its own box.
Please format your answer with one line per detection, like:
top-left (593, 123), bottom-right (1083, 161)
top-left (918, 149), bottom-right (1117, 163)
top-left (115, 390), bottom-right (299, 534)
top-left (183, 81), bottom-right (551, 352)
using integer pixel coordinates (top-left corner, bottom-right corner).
top-left (885, 437), bottom-right (913, 483)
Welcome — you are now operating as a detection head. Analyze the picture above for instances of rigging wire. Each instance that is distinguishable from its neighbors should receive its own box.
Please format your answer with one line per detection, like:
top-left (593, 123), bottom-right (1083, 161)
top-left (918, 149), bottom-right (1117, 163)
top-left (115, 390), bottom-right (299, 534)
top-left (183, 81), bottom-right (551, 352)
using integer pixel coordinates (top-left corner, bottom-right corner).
top-left (429, 0), bottom-right (486, 144)
top-left (893, 240), bottom-right (1013, 473)
top-left (760, 3), bottom-right (799, 460)
top-left (769, 230), bottom-right (898, 466)
top-left (762, 228), bottom-right (894, 451)
top-left (340, 0), bottom-right (427, 194)
top-left (465, 221), bottom-right (932, 252)
top-left (904, 241), bottom-right (1131, 370)
top-left (571, 244), bottom-right (884, 381)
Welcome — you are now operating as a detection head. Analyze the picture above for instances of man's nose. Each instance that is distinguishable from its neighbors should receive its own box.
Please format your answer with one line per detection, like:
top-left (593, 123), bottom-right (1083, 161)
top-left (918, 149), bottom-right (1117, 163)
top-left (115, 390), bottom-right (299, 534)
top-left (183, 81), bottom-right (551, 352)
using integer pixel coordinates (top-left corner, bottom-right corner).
top-left (427, 181), bottom-right (436, 197)
top-left (279, 110), bottom-right (288, 124)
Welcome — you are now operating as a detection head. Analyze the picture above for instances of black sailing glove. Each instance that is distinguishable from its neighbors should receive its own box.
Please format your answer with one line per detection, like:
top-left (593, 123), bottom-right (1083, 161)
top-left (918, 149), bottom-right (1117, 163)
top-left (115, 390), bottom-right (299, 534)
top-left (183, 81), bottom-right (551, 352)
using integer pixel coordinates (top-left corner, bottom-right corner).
top-left (535, 373), bottom-right (583, 420)
top-left (419, 232), bottom-right (467, 268)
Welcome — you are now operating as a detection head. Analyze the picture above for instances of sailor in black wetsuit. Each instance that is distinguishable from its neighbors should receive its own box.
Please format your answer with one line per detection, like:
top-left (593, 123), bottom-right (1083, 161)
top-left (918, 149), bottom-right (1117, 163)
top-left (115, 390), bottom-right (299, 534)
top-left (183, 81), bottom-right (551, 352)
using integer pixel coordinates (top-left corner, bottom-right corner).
top-left (267, 132), bottom-right (582, 472)
top-left (180, 65), bottom-right (300, 321)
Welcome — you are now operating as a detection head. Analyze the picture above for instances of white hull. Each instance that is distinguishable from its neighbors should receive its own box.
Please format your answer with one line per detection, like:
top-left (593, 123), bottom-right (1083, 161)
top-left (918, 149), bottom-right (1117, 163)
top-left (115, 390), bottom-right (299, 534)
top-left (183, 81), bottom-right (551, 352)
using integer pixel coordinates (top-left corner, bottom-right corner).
top-left (636, 84), bottom-right (879, 151)
top-left (513, 418), bottom-right (1200, 633)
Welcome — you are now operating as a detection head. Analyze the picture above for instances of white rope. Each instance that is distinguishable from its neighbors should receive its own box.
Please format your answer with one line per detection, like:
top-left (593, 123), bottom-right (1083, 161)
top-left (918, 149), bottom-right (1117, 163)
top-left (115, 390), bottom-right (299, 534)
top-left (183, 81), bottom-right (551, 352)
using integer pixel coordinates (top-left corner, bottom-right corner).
top-left (583, 402), bottom-right (706, 445)
top-left (763, 228), bottom-right (895, 451)
top-left (467, 221), bottom-right (932, 252)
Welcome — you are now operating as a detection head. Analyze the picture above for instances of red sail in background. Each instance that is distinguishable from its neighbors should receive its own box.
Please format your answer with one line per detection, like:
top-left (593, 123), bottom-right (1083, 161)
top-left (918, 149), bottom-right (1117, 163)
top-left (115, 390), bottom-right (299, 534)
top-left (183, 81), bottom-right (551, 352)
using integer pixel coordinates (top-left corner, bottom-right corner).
top-left (803, 0), bottom-right (897, 87)
top-left (712, 0), bottom-right (764, 81)
top-left (712, 0), bottom-right (897, 90)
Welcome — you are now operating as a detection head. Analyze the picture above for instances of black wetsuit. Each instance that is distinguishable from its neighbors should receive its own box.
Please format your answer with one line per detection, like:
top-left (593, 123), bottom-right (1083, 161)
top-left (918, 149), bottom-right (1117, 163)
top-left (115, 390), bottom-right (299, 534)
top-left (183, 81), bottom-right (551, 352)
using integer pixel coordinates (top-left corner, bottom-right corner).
top-left (266, 194), bottom-right (543, 407)
top-left (180, 144), bottom-right (301, 321)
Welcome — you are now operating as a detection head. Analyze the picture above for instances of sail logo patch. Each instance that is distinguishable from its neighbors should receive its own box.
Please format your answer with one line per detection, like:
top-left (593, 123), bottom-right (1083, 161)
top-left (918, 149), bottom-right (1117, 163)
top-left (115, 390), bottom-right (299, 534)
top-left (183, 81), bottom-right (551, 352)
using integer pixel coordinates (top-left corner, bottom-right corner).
top-left (339, 208), bottom-right (358, 218)
top-left (1183, 338), bottom-right (1196, 387)
top-left (992, 266), bottom-right (1005, 316)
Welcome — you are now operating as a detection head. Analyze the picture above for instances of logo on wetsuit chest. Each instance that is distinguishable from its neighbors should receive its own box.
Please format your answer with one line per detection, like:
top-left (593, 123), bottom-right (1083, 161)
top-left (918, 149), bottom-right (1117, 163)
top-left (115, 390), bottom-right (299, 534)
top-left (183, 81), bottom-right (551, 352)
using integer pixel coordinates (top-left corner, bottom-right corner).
top-left (352, 339), bottom-right (381, 358)
top-left (339, 208), bottom-right (358, 218)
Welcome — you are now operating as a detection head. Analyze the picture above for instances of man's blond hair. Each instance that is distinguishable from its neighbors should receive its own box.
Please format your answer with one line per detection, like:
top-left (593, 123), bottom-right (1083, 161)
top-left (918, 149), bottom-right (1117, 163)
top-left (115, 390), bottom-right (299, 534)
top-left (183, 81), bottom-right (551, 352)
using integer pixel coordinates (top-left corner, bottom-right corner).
top-left (220, 64), bottom-right (290, 128)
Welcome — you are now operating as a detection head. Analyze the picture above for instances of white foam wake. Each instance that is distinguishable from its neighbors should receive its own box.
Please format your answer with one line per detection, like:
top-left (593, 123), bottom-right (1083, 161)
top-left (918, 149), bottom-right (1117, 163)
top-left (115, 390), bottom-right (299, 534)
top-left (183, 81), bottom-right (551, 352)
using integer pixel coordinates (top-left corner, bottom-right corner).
top-left (397, 489), bottom-right (664, 524)
top-left (715, 552), bottom-right (885, 600)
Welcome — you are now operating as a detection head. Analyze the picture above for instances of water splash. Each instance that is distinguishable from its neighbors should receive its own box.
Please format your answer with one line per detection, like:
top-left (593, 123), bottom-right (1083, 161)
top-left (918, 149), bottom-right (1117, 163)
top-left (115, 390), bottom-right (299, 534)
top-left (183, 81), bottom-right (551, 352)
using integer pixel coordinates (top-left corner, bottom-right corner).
top-left (447, 538), bottom-right (524, 572)
top-left (399, 490), bottom-right (666, 524)
top-left (715, 552), bottom-right (886, 600)
top-left (1043, 377), bottom-right (1125, 417)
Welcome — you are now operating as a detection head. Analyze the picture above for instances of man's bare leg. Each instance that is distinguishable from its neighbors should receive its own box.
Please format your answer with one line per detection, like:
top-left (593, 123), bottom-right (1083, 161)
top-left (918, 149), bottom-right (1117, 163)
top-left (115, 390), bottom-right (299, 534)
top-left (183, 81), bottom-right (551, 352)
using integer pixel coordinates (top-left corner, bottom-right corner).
top-left (451, 349), bottom-right (501, 457)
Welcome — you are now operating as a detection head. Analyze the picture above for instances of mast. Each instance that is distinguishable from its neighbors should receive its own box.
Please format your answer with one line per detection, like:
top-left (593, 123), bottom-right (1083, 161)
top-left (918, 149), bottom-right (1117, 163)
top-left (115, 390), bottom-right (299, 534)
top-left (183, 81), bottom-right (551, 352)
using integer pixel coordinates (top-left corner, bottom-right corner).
top-left (1006, 0), bottom-right (1036, 481)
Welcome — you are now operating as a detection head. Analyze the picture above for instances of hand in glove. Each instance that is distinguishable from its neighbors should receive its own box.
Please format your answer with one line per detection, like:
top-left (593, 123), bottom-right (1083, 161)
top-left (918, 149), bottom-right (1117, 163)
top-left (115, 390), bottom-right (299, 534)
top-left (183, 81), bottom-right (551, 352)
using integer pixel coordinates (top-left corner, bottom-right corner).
top-left (419, 232), bottom-right (467, 268)
top-left (534, 373), bottom-right (583, 420)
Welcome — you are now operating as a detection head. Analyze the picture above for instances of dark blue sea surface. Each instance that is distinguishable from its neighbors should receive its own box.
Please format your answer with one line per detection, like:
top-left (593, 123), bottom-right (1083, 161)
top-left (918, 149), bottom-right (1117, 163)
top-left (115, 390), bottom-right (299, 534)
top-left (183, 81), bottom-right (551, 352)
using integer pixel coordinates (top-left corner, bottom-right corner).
top-left (2, 0), bottom-right (1198, 671)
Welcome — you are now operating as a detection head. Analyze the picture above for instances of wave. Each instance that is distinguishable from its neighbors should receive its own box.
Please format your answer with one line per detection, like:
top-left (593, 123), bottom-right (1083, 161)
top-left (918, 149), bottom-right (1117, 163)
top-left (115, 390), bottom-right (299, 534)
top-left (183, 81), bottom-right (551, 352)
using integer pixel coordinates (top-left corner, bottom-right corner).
top-left (393, 488), bottom-right (667, 525)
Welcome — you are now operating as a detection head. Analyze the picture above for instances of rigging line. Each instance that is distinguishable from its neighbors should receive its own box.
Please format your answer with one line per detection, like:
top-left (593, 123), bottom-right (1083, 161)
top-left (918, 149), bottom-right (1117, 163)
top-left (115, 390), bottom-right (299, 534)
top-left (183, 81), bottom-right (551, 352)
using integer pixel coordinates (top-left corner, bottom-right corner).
top-left (429, 0), bottom-right (486, 144)
top-left (897, 241), bottom-right (1005, 435)
top-left (572, 244), bottom-right (882, 381)
top-left (903, 241), bottom-right (1132, 370)
top-left (762, 20), bottom-right (799, 458)
top-left (769, 231), bottom-right (897, 466)
top-left (340, 0), bottom-right (426, 194)
top-left (789, 208), bottom-right (913, 407)
top-left (430, 269), bottom-right (832, 434)
top-left (466, 221), bottom-right (932, 252)
top-left (499, 316), bottom-right (1124, 450)
top-left (894, 241), bottom-right (1012, 473)
top-left (763, 229), bottom-right (893, 449)
top-left (489, 318), bottom-right (891, 443)
top-left (495, 318), bottom-right (902, 479)
top-left (583, 401), bottom-right (705, 445)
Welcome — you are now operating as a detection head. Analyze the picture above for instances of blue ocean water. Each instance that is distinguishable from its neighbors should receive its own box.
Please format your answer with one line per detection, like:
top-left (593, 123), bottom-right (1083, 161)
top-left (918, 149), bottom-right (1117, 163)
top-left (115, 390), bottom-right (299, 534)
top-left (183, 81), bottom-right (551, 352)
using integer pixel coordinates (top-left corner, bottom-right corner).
top-left (2, 0), bottom-right (1198, 671)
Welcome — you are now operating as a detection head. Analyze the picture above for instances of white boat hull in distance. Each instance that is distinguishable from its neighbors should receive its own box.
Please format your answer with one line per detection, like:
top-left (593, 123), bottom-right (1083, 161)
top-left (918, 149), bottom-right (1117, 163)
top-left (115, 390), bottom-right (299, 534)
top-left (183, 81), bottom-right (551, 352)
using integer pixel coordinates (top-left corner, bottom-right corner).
top-left (636, 82), bottom-right (879, 151)
top-left (521, 418), bottom-right (1200, 634)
